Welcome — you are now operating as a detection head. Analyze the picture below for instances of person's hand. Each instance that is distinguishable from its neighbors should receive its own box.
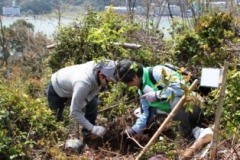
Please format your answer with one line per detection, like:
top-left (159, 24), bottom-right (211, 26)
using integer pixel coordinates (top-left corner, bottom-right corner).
top-left (121, 128), bottom-right (136, 136)
top-left (140, 91), bottom-right (158, 102)
top-left (91, 126), bottom-right (106, 137)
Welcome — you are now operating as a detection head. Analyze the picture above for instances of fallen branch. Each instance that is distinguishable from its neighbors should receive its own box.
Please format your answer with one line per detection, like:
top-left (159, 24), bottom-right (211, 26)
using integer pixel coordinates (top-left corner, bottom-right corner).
top-left (47, 42), bottom-right (142, 50)
top-left (46, 44), bottom-right (56, 49)
top-left (111, 42), bottom-right (141, 49)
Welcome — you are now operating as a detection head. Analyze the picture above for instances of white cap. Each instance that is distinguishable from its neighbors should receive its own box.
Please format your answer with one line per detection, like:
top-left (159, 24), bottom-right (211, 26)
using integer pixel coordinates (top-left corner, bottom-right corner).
top-left (93, 60), bottom-right (117, 81)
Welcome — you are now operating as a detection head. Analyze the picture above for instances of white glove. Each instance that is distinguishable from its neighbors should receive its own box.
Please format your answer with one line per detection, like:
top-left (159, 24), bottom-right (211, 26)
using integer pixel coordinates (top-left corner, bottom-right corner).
top-left (198, 128), bottom-right (213, 140)
top-left (140, 91), bottom-right (158, 102)
top-left (192, 126), bottom-right (203, 139)
top-left (192, 126), bottom-right (213, 140)
top-left (91, 126), bottom-right (106, 137)
top-left (134, 107), bottom-right (142, 118)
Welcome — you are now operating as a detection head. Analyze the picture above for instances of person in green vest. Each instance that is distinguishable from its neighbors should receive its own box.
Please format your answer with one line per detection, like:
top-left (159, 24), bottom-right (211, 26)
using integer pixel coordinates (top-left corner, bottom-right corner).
top-left (116, 59), bottom-right (204, 139)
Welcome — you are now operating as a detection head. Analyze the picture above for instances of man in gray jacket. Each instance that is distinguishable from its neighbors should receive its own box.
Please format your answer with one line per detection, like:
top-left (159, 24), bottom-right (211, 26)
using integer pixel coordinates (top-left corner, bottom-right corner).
top-left (47, 60), bottom-right (116, 137)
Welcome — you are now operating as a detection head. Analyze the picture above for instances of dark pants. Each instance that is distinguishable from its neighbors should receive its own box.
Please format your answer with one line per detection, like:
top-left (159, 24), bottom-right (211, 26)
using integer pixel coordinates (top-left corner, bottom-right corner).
top-left (170, 96), bottom-right (203, 139)
top-left (145, 97), bottom-right (203, 139)
top-left (81, 96), bottom-right (98, 135)
top-left (47, 82), bottom-right (68, 121)
top-left (47, 82), bottom-right (98, 126)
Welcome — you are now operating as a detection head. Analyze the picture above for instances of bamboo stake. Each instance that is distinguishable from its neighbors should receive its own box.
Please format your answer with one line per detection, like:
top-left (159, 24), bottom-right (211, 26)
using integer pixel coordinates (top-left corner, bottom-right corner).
top-left (136, 79), bottom-right (199, 160)
top-left (210, 61), bottom-right (229, 160)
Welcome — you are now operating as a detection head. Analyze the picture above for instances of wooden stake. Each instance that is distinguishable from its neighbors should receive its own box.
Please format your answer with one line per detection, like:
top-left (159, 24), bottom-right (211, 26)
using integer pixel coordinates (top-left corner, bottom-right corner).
top-left (136, 79), bottom-right (199, 160)
top-left (210, 61), bottom-right (229, 160)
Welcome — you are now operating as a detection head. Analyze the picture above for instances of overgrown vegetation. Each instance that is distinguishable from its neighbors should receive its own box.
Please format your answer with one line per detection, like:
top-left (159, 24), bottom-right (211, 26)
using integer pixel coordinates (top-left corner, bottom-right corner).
top-left (0, 80), bottom-right (67, 159)
top-left (171, 12), bottom-right (236, 70)
top-left (1, 4), bottom-right (240, 160)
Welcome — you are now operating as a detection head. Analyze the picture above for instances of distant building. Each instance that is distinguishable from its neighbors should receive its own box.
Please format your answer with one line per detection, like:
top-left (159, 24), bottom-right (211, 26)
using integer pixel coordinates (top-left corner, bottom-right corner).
top-left (2, 1), bottom-right (20, 16)
top-left (105, 6), bottom-right (129, 14)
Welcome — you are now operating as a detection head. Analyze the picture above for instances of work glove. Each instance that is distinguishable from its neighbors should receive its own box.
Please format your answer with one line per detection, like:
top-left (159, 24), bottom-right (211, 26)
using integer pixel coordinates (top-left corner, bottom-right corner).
top-left (192, 126), bottom-right (203, 139)
top-left (140, 91), bottom-right (158, 102)
top-left (134, 107), bottom-right (142, 118)
top-left (198, 128), bottom-right (213, 140)
top-left (91, 126), bottom-right (106, 137)
top-left (192, 126), bottom-right (213, 140)
top-left (121, 128), bottom-right (137, 136)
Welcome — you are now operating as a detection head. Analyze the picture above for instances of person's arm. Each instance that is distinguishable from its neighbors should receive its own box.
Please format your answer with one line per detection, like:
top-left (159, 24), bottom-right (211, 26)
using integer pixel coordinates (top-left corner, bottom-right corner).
top-left (131, 98), bottom-right (150, 135)
top-left (69, 81), bottom-right (94, 131)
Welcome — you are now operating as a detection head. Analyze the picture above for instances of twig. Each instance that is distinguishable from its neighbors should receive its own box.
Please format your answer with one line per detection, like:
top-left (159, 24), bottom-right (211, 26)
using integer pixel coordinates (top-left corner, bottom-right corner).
top-left (125, 131), bottom-right (144, 149)
top-left (225, 143), bottom-right (240, 160)
top-left (26, 123), bottom-right (33, 140)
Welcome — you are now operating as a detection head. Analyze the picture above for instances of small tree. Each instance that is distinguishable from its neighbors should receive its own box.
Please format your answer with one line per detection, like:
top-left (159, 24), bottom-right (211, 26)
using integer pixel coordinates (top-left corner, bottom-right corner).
top-left (50, 0), bottom-right (73, 27)
top-left (0, 17), bottom-right (10, 67)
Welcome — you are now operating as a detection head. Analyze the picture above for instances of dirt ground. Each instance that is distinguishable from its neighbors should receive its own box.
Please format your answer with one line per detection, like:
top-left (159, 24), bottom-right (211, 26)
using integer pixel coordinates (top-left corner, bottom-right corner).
top-left (60, 114), bottom-right (191, 160)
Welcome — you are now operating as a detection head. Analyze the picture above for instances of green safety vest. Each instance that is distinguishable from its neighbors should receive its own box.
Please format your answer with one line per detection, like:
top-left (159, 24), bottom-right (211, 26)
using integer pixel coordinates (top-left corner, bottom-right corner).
top-left (139, 67), bottom-right (182, 113)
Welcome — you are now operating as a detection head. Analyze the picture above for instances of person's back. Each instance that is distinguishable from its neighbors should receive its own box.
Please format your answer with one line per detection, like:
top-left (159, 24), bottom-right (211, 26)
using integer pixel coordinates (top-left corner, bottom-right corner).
top-left (51, 61), bottom-right (99, 98)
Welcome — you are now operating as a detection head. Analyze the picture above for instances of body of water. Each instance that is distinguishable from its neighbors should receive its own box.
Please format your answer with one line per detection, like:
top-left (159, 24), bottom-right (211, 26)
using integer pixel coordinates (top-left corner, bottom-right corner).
top-left (2, 16), bottom-right (172, 39)
top-left (153, 17), bottom-right (172, 39)
top-left (1, 16), bottom-right (74, 38)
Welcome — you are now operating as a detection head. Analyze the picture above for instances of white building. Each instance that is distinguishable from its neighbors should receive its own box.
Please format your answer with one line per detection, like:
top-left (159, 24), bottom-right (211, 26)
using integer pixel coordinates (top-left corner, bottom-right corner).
top-left (2, 1), bottom-right (20, 16)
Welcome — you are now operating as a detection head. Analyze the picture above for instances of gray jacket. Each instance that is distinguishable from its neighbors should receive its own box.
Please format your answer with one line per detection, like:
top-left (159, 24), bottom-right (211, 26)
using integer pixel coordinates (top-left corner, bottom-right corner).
top-left (51, 61), bottom-right (101, 131)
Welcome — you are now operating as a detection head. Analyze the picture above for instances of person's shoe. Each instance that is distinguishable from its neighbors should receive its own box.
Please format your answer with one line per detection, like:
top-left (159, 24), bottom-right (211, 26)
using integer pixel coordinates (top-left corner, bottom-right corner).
top-left (65, 138), bottom-right (85, 153)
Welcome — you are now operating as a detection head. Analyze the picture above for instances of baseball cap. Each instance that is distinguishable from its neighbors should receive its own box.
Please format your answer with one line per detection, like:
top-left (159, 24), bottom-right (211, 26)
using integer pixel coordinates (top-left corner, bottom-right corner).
top-left (93, 60), bottom-right (117, 82)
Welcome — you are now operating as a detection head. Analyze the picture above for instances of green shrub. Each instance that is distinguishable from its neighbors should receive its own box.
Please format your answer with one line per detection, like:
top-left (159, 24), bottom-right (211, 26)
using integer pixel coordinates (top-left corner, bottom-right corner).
top-left (171, 12), bottom-right (235, 69)
top-left (0, 80), bottom-right (67, 159)
top-left (25, 77), bottom-right (43, 98)
top-left (205, 68), bottom-right (240, 138)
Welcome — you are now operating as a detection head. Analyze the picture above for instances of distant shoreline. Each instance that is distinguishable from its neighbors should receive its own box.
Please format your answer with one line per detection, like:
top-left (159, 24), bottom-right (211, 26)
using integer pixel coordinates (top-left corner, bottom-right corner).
top-left (2, 16), bottom-right (75, 38)
top-left (1, 15), bottom-right (77, 21)
top-left (2, 14), bottom-right (182, 21)
top-left (2, 14), bottom-right (174, 39)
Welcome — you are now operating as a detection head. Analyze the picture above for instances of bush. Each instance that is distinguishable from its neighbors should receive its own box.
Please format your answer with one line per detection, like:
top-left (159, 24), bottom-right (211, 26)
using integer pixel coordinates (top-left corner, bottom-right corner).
top-left (0, 80), bottom-right (67, 159)
top-left (171, 12), bottom-right (235, 70)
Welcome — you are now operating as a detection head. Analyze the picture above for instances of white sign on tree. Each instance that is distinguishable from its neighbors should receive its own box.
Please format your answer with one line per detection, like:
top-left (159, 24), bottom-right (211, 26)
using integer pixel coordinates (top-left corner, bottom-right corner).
top-left (200, 68), bottom-right (223, 88)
